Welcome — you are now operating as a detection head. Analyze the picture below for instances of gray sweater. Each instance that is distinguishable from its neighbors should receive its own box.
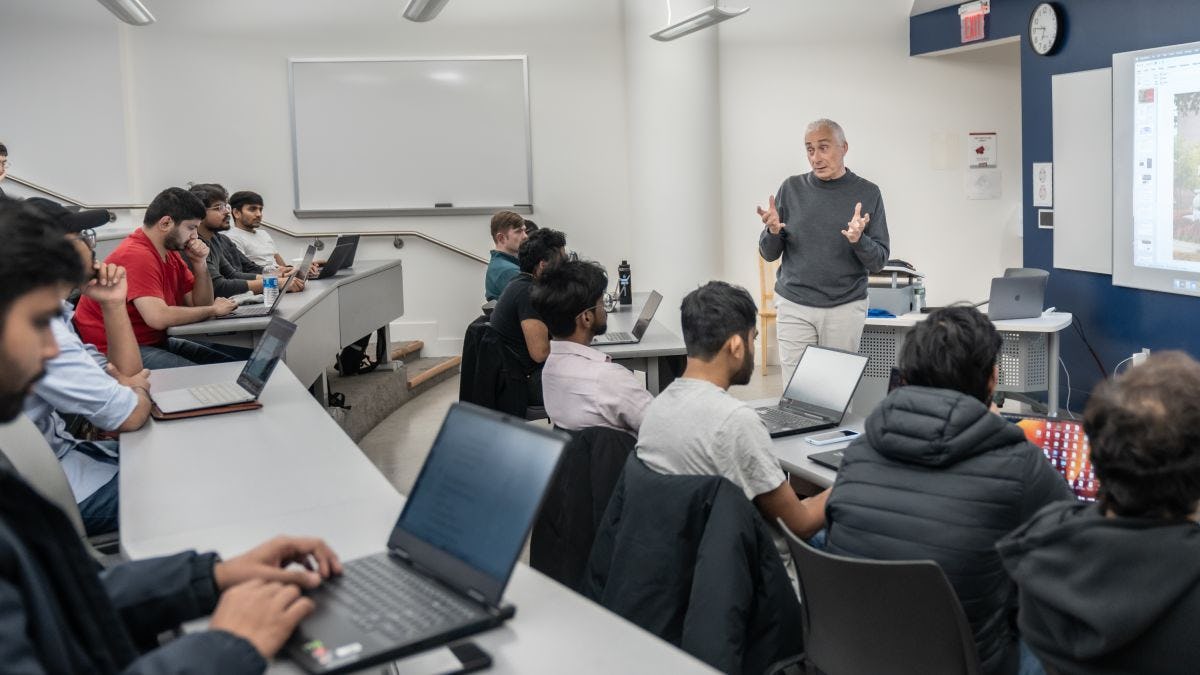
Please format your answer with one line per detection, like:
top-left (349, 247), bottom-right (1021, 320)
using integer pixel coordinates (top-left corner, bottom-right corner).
top-left (758, 169), bottom-right (890, 308)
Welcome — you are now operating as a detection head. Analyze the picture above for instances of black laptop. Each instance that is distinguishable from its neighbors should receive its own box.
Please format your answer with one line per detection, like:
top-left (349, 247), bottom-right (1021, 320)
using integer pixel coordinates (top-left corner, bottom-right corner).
top-left (286, 402), bottom-right (568, 674)
top-left (314, 235), bottom-right (360, 279)
top-left (755, 346), bottom-right (869, 438)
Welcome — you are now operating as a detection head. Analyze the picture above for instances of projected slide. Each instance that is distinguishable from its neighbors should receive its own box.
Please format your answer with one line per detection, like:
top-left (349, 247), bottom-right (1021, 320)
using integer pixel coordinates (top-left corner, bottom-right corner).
top-left (1114, 40), bottom-right (1200, 295)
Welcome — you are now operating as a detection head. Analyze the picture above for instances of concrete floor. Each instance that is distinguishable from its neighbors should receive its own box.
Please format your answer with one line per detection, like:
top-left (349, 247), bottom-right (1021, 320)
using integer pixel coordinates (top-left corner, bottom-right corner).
top-left (357, 365), bottom-right (786, 497)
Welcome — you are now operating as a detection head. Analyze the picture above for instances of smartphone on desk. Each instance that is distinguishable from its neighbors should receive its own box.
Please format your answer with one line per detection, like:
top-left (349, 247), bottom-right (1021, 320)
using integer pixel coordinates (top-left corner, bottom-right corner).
top-left (804, 429), bottom-right (860, 446)
top-left (381, 642), bottom-right (491, 675)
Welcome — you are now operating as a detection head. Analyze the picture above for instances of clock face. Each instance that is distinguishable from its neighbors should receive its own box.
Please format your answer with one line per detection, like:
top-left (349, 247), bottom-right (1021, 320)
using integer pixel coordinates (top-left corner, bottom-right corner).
top-left (1029, 3), bottom-right (1061, 56)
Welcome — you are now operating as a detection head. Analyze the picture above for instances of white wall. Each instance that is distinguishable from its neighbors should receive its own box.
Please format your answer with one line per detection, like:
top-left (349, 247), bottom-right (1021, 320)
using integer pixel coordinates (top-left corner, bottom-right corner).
top-left (718, 0), bottom-right (1023, 310)
top-left (1, 0), bottom-right (1021, 359)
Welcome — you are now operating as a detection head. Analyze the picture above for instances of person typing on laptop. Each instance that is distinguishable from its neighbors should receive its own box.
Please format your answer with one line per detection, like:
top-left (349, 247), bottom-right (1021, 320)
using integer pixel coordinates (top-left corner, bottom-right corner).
top-left (998, 352), bottom-right (1200, 675)
top-left (20, 198), bottom-right (152, 536)
top-left (636, 281), bottom-right (830, 591)
top-left (531, 259), bottom-right (652, 435)
top-left (0, 199), bottom-right (342, 674)
top-left (72, 187), bottom-right (244, 369)
top-left (824, 305), bottom-right (1073, 675)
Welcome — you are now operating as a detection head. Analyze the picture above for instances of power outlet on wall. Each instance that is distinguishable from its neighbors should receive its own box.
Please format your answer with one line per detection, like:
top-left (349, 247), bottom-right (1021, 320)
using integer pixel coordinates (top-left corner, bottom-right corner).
top-left (1131, 348), bottom-right (1151, 366)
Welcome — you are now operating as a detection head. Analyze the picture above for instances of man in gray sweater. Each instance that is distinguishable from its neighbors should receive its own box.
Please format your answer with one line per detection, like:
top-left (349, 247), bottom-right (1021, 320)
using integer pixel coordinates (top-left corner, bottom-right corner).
top-left (757, 119), bottom-right (889, 377)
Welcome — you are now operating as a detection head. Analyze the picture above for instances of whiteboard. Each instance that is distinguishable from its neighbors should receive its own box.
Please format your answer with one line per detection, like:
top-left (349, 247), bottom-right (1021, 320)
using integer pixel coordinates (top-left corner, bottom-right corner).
top-left (289, 57), bottom-right (532, 216)
top-left (1051, 67), bottom-right (1113, 274)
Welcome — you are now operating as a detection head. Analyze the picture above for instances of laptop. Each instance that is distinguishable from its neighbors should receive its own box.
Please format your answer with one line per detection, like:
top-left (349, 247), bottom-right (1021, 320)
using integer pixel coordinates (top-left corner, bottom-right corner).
top-left (287, 402), bottom-right (568, 674)
top-left (755, 346), bottom-right (869, 438)
top-left (1003, 413), bottom-right (1098, 501)
top-left (150, 316), bottom-right (296, 414)
top-left (214, 244), bottom-right (317, 320)
top-left (592, 290), bottom-right (662, 346)
top-left (987, 275), bottom-right (1048, 321)
top-left (314, 235), bottom-right (359, 280)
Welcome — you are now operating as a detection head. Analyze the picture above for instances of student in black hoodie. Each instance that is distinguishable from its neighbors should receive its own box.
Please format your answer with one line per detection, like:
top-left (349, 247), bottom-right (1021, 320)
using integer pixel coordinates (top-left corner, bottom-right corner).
top-left (998, 351), bottom-right (1200, 675)
top-left (824, 306), bottom-right (1074, 675)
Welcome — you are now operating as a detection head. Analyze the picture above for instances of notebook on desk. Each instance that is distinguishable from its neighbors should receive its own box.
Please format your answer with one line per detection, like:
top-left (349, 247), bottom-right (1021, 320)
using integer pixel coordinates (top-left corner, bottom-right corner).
top-left (755, 346), bottom-right (869, 438)
top-left (286, 402), bottom-right (568, 674)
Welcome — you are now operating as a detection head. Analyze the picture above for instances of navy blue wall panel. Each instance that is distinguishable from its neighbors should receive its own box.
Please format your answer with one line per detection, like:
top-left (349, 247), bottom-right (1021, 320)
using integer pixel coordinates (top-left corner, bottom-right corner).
top-left (911, 0), bottom-right (1200, 411)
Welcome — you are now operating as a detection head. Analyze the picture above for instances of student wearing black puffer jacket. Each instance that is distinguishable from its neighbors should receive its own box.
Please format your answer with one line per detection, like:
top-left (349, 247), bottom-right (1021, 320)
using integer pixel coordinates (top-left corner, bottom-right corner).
top-left (825, 307), bottom-right (1074, 675)
top-left (998, 352), bottom-right (1200, 675)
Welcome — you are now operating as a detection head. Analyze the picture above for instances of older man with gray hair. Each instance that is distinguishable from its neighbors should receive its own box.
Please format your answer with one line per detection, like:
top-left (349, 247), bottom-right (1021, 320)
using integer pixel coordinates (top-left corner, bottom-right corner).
top-left (757, 119), bottom-right (889, 377)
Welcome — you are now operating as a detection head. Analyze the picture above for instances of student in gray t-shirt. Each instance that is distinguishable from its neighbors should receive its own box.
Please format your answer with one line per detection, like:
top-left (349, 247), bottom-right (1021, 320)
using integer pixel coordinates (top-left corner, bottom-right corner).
top-left (636, 281), bottom-right (830, 589)
top-left (757, 118), bottom-right (890, 379)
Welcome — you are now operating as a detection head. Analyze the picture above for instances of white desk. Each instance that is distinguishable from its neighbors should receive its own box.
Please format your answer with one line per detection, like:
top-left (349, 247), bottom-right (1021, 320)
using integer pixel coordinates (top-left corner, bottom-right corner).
top-left (749, 397), bottom-right (863, 490)
top-left (862, 311), bottom-right (1072, 415)
top-left (596, 293), bottom-right (685, 394)
top-left (168, 260), bottom-right (404, 390)
top-left (121, 363), bottom-right (715, 674)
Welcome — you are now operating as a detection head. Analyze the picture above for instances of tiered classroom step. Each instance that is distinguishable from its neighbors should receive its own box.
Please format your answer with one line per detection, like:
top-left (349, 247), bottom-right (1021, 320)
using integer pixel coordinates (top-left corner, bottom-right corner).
top-left (325, 340), bottom-right (461, 442)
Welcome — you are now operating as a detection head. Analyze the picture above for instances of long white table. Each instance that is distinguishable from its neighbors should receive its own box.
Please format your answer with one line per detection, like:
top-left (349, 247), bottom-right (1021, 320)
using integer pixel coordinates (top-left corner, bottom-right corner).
top-left (862, 311), bottom-right (1072, 415)
top-left (596, 292), bottom-right (685, 394)
top-left (168, 260), bottom-right (404, 391)
top-left (121, 363), bottom-right (715, 674)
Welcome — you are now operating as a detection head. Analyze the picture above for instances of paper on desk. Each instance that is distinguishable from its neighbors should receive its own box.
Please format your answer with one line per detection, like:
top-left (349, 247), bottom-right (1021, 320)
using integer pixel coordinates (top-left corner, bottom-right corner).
top-left (965, 168), bottom-right (1001, 200)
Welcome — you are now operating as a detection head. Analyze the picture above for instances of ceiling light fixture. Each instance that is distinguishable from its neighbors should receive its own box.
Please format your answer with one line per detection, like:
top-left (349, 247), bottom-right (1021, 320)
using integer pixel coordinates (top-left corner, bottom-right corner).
top-left (95, 0), bottom-right (155, 26)
top-left (402, 0), bottom-right (451, 22)
top-left (651, 3), bottom-right (749, 42)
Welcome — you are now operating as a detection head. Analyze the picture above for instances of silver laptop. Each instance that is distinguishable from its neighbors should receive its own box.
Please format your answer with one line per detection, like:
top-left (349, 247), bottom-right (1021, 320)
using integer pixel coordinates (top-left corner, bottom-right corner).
top-left (592, 290), bottom-right (662, 346)
top-left (150, 317), bottom-right (296, 413)
top-left (286, 402), bottom-right (568, 674)
top-left (755, 346), bottom-right (869, 438)
top-left (987, 275), bottom-right (1047, 321)
top-left (215, 244), bottom-right (317, 320)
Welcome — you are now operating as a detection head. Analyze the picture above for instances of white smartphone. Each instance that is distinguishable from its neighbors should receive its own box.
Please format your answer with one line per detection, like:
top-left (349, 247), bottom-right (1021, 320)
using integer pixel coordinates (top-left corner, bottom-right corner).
top-left (804, 429), bottom-right (861, 446)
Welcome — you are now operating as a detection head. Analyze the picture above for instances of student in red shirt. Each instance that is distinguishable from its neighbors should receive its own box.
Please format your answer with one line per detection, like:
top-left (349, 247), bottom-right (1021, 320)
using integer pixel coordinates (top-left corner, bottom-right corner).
top-left (74, 187), bottom-right (242, 369)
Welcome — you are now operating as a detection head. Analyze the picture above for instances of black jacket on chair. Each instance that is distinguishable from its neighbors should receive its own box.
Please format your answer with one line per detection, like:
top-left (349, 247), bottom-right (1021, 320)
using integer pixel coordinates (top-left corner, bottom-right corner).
top-left (459, 322), bottom-right (528, 417)
top-left (458, 316), bottom-right (489, 404)
top-left (583, 455), bottom-right (803, 675)
top-left (530, 427), bottom-right (635, 592)
top-left (825, 386), bottom-right (1075, 675)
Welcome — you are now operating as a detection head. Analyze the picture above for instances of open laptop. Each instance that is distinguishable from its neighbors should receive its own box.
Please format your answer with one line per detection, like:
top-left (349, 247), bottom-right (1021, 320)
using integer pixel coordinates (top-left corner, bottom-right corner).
top-left (150, 317), bottom-right (296, 414)
top-left (592, 290), bottom-right (662, 346)
top-left (1003, 413), bottom-right (1098, 501)
top-left (287, 403), bottom-right (568, 674)
top-left (755, 346), bottom-right (869, 438)
top-left (314, 235), bottom-right (359, 280)
top-left (987, 275), bottom-right (1047, 321)
top-left (215, 244), bottom-right (317, 320)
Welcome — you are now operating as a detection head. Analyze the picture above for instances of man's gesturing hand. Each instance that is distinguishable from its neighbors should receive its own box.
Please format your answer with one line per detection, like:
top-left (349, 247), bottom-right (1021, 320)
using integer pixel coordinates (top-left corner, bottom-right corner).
top-left (843, 202), bottom-right (869, 244)
top-left (757, 195), bottom-right (783, 235)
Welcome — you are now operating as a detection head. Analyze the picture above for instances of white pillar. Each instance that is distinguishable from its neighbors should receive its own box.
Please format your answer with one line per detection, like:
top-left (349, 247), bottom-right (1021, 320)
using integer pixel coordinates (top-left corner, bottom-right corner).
top-left (623, 0), bottom-right (723, 328)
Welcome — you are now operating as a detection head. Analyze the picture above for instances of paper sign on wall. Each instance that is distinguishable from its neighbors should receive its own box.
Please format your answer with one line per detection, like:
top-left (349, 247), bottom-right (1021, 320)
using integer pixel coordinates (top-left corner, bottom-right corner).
top-left (966, 168), bottom-right (1002, 200)
top-left (969, 132), bottom-right (997, 168)
top-left (1032, 162), bottom-right (1053, 207)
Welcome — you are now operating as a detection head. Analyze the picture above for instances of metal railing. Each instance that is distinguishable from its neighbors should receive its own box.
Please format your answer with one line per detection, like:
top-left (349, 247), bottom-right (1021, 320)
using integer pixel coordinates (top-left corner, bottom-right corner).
top-left (5, 174), bottom-right (488, 265)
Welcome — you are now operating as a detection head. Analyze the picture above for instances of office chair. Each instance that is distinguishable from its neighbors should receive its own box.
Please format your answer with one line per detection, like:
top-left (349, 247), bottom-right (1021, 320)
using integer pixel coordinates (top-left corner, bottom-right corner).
top-left (778, 520), bottom-right (983, 675)
top-left (0, 416), bottom-right (121, 562)
top-left (758, 256), bottom-right (781, 375)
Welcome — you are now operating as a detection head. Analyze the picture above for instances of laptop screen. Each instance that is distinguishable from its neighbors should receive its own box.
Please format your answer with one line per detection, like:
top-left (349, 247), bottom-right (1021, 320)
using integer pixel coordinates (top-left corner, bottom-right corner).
top-left (236, 317), bottom-right (296, 396)
top-left (1003, 414), bottom-right (1098, 501)
top-left (294, 243), bottom-right (317, 284)
top-left (631, 291), bottom-right (663, 339)
top-left (389, 403), bottom-right (566, 603)
top-left (782, 346), bottom-right (869, 418)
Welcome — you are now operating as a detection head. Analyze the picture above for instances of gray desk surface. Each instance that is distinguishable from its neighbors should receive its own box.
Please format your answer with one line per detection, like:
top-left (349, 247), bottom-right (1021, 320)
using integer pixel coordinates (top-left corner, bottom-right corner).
top-left (749, 397), bottom-right (866, 490)
top-left (168, 259), bottom-right (402, 337)
top-left (121, 363), bottom-right (714, 674)
top-left (866, 311), bottom-right (1073, 332)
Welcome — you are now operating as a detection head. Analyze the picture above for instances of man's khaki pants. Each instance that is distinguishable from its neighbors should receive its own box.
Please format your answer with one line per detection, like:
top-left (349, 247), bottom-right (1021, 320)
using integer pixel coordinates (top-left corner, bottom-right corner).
top-left (775, 296), bottom-right (868, 378)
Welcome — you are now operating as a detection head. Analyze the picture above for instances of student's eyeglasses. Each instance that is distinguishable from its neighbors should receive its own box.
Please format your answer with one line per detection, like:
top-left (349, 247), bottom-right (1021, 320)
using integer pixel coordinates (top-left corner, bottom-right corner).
top-left (79, 228), bottom-right (97, 250)
top-left (576, 296), bottom-right (610, 320)
top-left (207, 203), bottom-right (231, 212)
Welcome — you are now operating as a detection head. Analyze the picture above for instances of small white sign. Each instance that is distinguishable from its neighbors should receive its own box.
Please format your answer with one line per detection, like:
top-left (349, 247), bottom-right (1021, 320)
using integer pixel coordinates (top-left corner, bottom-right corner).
top-left (968, 132), bottom-right (997, 168)
top-left (1033, 162), bottom-right (1054, 207)
top-left (966, 168), bottom-right (1002, 200)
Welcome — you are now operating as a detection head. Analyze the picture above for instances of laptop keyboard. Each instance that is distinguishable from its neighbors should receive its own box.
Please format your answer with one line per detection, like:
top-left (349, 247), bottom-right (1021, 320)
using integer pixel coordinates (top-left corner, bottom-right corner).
top-left (328, 554), bottom-right (482, 640)
top-left (595, 332), bottom-right (633, 344)
top-left (757, 407), bottom-right (823, 431)
top-left (187, 382), bottom-right (251, 406)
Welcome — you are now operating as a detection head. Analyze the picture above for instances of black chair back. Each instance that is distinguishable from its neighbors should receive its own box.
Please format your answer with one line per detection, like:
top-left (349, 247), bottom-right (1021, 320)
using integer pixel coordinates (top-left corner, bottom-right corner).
top-left (778, 520), bottom-right (983, 675)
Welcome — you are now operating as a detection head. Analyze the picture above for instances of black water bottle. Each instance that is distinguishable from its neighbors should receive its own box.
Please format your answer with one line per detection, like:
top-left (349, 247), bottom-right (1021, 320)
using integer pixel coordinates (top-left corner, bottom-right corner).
top-left (617, 260), bottom-right (633, 306)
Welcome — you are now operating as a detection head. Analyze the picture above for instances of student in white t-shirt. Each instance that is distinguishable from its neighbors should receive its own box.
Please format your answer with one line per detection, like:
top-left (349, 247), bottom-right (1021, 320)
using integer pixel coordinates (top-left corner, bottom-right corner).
top-left (226, 191), bottom-right (286, 269)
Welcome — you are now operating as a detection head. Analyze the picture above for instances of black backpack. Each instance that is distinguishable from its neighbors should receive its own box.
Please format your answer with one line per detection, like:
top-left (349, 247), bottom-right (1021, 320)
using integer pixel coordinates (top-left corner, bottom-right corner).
top-left (336, 332), bottom-right (385, 376)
